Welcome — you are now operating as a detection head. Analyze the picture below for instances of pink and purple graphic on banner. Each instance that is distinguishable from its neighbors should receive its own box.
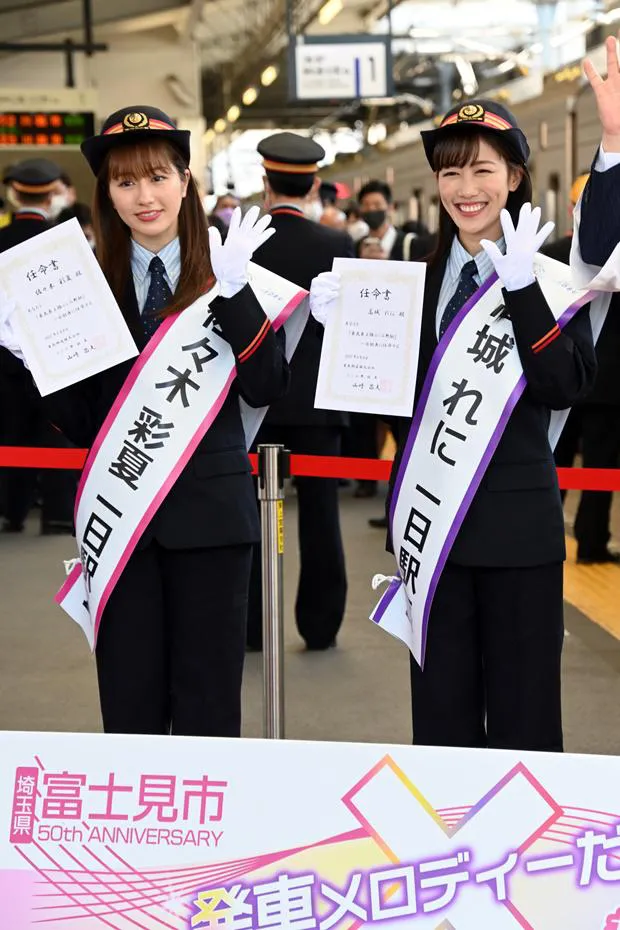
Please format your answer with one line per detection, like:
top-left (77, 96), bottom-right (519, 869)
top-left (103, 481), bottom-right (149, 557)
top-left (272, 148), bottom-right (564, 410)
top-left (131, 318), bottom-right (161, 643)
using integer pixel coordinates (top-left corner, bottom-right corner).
top-left (2, 738), bottom-right (620, 930)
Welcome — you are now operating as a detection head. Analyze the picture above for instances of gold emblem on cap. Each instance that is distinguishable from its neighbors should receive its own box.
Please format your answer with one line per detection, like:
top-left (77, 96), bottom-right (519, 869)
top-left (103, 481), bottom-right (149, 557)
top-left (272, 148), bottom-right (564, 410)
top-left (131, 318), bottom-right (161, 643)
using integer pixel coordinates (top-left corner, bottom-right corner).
top-left (122, 112), bottom-right (149, 131)
top-left (457, 104), bottom-right (484, 122)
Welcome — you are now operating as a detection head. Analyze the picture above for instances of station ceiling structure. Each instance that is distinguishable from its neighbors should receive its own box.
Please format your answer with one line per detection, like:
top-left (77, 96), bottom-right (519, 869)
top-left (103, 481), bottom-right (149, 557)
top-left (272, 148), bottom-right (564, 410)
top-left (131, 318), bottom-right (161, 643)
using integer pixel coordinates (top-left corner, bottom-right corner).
top-left (0, 0), bottom-right (618, 139)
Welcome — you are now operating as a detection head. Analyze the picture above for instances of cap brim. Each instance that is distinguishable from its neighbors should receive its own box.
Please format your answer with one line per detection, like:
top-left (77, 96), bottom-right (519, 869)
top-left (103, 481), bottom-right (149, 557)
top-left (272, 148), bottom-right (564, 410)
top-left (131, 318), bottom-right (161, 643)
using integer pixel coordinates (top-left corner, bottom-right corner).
top-left (81, 128), bottom-right (191, 176)
top-left (420, 123), bottom-right (529, 169)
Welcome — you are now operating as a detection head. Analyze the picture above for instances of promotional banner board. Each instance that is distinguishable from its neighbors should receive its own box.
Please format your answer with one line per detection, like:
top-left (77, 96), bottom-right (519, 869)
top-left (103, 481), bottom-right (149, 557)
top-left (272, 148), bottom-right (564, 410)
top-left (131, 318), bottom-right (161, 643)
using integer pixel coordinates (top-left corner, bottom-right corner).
top-left (1, 731), bottom-right (620, 929)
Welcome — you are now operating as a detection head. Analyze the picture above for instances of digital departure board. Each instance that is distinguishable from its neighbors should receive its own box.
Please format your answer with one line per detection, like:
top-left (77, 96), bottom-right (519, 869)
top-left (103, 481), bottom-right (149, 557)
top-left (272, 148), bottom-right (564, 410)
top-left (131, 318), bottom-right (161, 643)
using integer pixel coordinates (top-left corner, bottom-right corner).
top-left (0, 112), bottom-right (95, 146)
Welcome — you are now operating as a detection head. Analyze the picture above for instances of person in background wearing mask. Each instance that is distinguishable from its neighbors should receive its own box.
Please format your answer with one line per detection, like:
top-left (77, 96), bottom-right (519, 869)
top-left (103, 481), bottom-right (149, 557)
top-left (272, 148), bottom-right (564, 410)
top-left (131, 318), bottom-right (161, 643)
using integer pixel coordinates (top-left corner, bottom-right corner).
top-left (345, 203), bottom-right (369, 242)
top-left (56, 202), bottom-right (96, 249)
top-left (303, 185), bottom-right (324, 223)
top-left (49, 172), bottom-right (77, 219)
top-left (0, 158), bottom-right (76, 535)
top-left (358, 180), bottom-right (407, 260)
top-left (211, 192), bottom-right (240, 229)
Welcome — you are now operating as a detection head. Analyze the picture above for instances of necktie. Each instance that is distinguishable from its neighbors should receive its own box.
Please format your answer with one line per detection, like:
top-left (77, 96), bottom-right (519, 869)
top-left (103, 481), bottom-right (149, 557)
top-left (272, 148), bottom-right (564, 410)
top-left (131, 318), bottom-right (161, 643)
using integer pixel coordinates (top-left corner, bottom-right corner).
top-left (438, 259), bottom-right (479, 339)
top-left (142, 255), bottom-right (173, 337)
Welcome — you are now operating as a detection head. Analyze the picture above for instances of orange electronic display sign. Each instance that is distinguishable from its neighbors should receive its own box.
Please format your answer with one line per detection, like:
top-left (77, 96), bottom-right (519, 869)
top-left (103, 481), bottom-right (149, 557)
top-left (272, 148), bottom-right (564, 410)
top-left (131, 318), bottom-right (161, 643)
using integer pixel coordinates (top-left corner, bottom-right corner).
top-left (0, 112), bottom-right (95, 145)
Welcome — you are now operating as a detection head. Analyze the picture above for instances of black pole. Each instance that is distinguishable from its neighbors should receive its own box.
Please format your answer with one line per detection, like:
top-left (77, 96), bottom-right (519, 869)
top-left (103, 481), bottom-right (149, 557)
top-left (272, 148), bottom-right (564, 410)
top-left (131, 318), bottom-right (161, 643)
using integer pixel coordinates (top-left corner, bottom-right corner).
top-left (83, 0), bottom-right (94, 57)
top-left (0, 42), bottom-right (107, 52)
top-left (64, 39), bottom-right (75, 88)
top-left (286, 0), bottom-right (293, 37)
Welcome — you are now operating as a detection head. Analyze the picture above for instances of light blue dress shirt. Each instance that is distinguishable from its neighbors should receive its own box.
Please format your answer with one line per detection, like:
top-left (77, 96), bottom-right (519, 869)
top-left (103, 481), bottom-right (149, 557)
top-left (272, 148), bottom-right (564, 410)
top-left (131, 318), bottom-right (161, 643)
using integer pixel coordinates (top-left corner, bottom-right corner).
top-left (131, 237), bottom-right (181, 312)
top-left (435, 235), bottom-right (505, 338)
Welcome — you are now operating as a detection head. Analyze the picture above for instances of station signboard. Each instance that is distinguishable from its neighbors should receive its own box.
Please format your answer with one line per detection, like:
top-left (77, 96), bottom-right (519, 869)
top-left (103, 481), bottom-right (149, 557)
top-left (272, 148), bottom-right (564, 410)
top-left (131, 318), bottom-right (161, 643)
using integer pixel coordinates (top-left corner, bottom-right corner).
top-left (292, 34), bottom-right (392, 100)
top-left (0, 111), bottom-right (95, 147)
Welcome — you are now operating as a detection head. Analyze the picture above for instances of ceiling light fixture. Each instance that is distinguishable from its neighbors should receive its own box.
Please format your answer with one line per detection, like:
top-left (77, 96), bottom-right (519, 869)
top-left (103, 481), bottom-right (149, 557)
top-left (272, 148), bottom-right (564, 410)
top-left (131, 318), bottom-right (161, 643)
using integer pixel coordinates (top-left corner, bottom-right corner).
top-left (242, 86), bottom-right (258, 106)
top-left (318, 0), bottom-right (343, 26)
top-left (261, 65), bottom-right (278, 86)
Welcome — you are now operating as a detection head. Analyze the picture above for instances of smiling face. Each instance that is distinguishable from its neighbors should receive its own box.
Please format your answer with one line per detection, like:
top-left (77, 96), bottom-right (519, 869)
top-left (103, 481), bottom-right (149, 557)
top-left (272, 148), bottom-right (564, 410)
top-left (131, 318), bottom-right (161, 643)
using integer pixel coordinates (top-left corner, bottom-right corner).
top-left (436, 136), bottom-right (522, 253)
top-left (106, 141), bottom-right (189, 252)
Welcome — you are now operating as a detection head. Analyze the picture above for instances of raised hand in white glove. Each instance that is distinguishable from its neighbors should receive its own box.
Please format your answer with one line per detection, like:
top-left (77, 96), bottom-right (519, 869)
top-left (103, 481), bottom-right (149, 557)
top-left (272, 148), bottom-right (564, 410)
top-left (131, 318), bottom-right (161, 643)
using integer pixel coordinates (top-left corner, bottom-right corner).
top-left (480, 203), bottom-right (555, 292)
top-left (208, 205), bottom-right (276, 298)
top-left (309, 271), bottom-right (341, 327)
top-left (0, 292), bottom-right (28, 369)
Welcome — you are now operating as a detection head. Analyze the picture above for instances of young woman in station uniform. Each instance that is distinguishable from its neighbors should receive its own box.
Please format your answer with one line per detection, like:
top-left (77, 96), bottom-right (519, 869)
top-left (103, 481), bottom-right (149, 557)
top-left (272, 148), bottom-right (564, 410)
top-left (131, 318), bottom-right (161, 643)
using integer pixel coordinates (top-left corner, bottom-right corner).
top-left (312, 100), bottom-right (596, 752)
top-left (2, 106), bottom-right (289, 738)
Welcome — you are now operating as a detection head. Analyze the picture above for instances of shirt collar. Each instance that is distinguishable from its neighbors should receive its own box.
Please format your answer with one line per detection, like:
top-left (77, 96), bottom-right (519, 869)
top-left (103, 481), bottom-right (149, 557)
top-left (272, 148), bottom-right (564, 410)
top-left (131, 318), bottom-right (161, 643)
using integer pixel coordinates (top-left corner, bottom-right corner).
top-left (380, 225), bottom-right (397, 255)
top-left (448, 234), bottom-right (505, 283)
top-left (16, 206), bottom-right (48, 220)
top-left (270, 202), bottom-right (305, 213)
top-left (131, 237), bottom-right (181, 285)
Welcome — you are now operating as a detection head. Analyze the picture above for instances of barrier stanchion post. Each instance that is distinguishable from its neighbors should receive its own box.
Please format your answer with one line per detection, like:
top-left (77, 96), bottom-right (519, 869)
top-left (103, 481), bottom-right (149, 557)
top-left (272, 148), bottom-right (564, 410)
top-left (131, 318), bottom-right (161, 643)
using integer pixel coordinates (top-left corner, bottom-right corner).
top-left (257, 443), bottom-right (290, 739)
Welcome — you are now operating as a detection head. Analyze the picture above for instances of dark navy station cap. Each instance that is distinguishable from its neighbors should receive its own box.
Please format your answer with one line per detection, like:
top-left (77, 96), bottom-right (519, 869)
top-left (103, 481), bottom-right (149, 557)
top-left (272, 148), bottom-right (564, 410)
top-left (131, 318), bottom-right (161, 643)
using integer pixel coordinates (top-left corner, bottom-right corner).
top-left (3, 158), bottom-right (63, 194)
top-left (257, 132), bottom-right (325, 175)
top-left (81, 105), bottom-right (191, 176)
top-left (420, 99), bottom-right (530, 169)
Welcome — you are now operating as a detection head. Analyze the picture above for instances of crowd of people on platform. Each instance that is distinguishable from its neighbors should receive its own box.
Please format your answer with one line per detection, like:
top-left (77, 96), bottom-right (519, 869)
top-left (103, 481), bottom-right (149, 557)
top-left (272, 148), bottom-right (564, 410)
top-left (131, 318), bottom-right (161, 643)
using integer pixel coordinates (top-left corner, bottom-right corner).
top-left (0, 33), bottom-right (619, 749)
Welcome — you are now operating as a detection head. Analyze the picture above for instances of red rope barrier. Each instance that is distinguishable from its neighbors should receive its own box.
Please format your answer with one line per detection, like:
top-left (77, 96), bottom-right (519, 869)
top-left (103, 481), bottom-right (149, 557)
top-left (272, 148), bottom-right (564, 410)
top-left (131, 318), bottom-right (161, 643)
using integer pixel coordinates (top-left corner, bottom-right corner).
top-left (0, 447), bottom-right (619, 491)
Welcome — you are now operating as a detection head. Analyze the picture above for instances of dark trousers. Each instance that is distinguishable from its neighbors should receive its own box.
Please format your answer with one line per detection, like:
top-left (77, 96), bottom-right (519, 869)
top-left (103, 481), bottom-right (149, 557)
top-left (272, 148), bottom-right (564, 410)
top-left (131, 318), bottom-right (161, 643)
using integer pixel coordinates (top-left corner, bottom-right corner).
top-left (95, 540), bottom-right (252, 736)
top-left (345, 413), bottom-right (379, 490)
top-left (410, 561), bottom-right (564, 751)
top-left (573, 404), bottom-right (620, 558)
top-left (248, 424), bottom-right (347, 648)
top-left (553, 407), bottom-right (582, 503)
top-left (2, 391), bottom-right (75, 528)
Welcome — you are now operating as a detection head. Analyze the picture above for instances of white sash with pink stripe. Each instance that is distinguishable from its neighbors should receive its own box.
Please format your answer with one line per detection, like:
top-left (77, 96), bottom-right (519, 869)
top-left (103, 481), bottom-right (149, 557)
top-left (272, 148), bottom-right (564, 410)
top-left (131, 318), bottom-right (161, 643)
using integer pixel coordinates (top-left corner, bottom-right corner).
top-left (57, 263), bottom-right (308, 648)
top-left (371, 255), bottom-right (595, 667)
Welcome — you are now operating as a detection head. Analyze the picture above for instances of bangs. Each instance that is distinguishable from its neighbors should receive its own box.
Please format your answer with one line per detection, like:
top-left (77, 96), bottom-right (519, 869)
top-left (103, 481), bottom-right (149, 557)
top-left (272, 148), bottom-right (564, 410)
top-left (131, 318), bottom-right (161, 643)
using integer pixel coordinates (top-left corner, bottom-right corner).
top-left (106, 140), bottom-right (179, 181)
top-left (433, 132), bottom-right (481, 171)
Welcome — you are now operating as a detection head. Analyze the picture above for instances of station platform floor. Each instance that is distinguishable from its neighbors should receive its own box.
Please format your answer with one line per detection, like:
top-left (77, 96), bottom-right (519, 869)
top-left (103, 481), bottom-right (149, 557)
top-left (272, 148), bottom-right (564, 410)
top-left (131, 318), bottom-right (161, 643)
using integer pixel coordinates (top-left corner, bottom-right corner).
top-left (0, 483), bottom-right (619, 754)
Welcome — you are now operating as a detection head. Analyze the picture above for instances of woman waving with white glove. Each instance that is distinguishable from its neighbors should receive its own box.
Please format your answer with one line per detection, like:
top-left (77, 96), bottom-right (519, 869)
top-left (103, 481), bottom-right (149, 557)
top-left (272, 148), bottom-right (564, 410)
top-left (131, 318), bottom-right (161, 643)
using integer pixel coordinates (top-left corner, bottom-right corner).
top-left (312, 100), bottom-right (596, 754)
top-left (0, 105), bottom-right (288, 739)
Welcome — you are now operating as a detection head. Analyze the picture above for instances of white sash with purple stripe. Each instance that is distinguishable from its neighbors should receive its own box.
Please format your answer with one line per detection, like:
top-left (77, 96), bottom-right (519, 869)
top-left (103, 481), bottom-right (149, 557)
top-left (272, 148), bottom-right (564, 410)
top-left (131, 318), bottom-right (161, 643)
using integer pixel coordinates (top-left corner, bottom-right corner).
top-left (57, 263), bottom-right (308, 649)
top-left (371, 255), bottom-right (595, 667)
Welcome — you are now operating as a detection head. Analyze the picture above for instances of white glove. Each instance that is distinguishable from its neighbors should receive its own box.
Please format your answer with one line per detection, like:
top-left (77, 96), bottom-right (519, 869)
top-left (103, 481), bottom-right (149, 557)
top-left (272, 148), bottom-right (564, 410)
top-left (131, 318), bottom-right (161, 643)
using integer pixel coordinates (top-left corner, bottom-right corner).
top-left (0, 292), bottom-right (28, 369)
top-left (309, 271), bottom-right (341, 327)
top-left (208, 205), bottom-right (276, 298)
top-left (480, 203), bottom-right (555, 292)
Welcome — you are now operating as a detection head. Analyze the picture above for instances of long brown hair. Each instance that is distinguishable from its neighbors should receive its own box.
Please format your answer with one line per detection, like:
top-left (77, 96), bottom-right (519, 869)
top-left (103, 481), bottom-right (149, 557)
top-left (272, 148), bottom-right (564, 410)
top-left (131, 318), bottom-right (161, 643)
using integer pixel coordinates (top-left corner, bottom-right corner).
top-left (428, 130), bottom-right (532, 271)
top-left (92, 139), bottom-right (213, 317)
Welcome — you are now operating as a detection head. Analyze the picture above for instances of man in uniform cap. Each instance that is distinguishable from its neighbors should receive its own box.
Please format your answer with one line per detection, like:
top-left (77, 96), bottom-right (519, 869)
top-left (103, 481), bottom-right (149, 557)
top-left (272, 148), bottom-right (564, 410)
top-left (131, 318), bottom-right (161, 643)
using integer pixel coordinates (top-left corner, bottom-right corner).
top-left (248, 131), bottom-right (354, 651)
top-left (0, 158), bottom-right (76, 534)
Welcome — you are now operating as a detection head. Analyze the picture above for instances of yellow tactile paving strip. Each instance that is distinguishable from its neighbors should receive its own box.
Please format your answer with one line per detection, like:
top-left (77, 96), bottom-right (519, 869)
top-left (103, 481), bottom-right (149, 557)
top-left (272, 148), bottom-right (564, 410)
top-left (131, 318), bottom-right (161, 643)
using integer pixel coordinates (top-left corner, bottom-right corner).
top-left (564, 536), bottom-right (620, 640)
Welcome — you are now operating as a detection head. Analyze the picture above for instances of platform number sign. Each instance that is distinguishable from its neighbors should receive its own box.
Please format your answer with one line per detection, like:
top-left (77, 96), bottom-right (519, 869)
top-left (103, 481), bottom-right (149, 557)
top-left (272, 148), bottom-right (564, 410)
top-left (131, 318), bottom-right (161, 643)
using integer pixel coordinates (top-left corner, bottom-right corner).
top-left (292, 36), bottom-right (391, 101)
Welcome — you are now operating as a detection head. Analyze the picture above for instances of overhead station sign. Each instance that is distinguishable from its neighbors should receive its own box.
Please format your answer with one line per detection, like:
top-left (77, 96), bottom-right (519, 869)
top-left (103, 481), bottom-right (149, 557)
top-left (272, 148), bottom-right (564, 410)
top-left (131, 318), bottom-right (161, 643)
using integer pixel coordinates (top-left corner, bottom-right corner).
top-left (0, 87), bottom-right (97, 147)
top-left (291, 34), bottom-right (392, 100)
top-left (0, 112), bottom-right (95, 147)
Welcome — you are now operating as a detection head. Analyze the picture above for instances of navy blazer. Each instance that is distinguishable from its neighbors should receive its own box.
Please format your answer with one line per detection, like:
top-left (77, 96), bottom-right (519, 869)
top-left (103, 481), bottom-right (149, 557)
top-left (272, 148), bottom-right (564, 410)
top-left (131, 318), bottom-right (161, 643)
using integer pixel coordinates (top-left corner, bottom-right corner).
top-left (386, 252), bottom-right (597, 566)
top-left (579, 159), bottom-right (620, 267)
top-left (44, 281), bottom-right (290, 550)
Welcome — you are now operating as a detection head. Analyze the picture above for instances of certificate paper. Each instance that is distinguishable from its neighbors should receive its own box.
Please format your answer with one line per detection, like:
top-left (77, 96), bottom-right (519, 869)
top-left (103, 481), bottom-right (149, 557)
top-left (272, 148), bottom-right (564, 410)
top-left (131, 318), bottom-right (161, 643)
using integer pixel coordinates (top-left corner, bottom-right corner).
top-left (315, 257), bottom-right (426, 417)
top-left (0, 218), bottom-right (138, 395)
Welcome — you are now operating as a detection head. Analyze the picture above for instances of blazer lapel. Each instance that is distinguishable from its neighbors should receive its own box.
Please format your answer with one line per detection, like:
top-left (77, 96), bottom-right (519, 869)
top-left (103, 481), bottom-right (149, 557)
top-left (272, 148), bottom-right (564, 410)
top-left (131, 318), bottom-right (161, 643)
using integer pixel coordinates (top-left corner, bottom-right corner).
top-left (121, 277), bottom-right (147, 351)
top-left (418, 254), bottom-right (448, 382)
